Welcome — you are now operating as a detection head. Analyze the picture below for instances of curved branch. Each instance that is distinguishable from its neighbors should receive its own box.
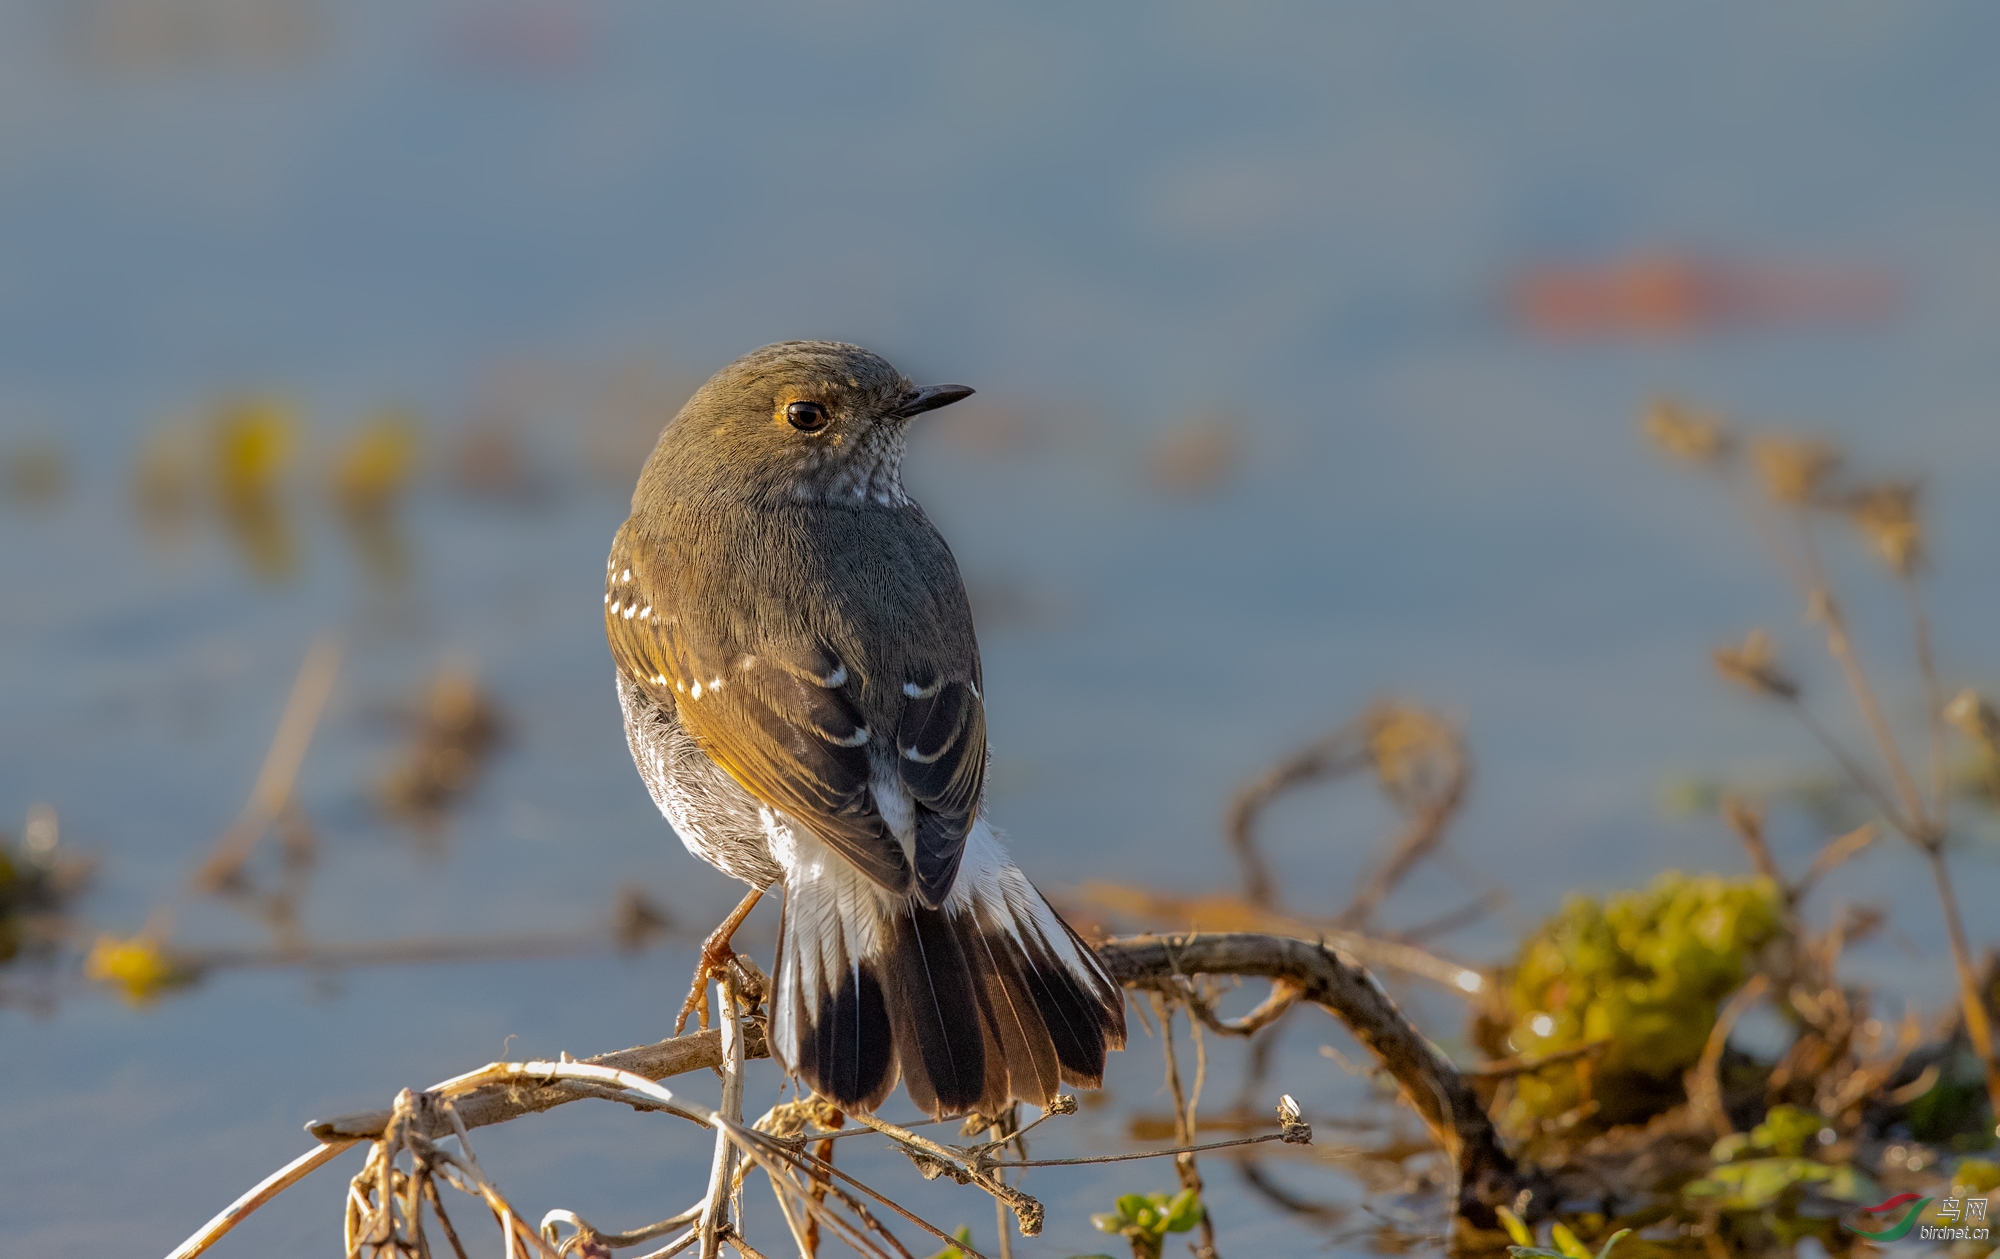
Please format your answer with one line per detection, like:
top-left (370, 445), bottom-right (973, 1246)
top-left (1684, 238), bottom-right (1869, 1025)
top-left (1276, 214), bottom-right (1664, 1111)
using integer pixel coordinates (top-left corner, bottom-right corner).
top-left (1096, 932), bottom-right (1530, 1222)
top-left (309, 1024), bottom-right (771, 1142)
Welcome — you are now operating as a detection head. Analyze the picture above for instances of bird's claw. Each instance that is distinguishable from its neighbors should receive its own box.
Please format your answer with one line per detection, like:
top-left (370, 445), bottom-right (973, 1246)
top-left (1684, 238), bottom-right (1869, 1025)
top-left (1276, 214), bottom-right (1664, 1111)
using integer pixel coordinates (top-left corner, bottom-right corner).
top-left (673, 934), bottom-right (738, 1036)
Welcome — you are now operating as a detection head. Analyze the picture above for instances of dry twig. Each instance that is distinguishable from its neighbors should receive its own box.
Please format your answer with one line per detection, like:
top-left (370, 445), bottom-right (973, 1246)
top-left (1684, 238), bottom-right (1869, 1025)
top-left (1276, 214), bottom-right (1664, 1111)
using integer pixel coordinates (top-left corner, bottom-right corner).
top-left (194, 635), bottom-right (342, 891)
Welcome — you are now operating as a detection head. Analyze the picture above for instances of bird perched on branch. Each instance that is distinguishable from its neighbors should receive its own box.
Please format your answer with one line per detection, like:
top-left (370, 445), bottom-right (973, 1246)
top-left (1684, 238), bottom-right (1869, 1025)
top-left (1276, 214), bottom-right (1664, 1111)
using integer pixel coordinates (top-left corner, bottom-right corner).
top-left (605, 342), bottom-right (1126, 1118)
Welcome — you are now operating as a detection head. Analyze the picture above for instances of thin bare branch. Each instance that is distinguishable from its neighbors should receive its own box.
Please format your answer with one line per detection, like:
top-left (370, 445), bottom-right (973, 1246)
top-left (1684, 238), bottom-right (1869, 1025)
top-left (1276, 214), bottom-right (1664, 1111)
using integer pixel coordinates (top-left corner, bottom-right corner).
top-left (1153, 995), bottom-right (1218, 1258)
top-left (1336, 707), bottom-right (1470, 929)
top-left (1690, 975), bottom-right (1769, 1140)
top-left (1391, 889), bottom-right (1505, 945)
top-left (1902, 577), bottom-right (1950, 827)
top-left (1925, 849), bottom-right (2000, 1117)
top-left (1794, 823), bottom-right (1877, 899)
top-left (1181, 978), bottom-right (1303, 1039)
top-left (1785, 701), bottom-right (1913, 836)
top-left (1719, 796), bottom-right (1784, 887)
top-left (195, 634), bottom-right (343, 891)
top-left (848, 1111), bottom-right (1042, 1236)
top-left (774, 1144), bottom-right (990, 1258)
top-left (311, 1026), bottom-right (768, 1142)
top-left (1072, 883), bottom-right (1486, 996)
top-left (700, 976), bottom-right (747, 1259)
top-left (168, 1138), bottom-right (360, 1259)
top-left (999, 1129), bottom-right (1307, 1168)
top-left (1460, 1040), bottom-right (1611, 1081)
top-left (1793, 517), bottom-right (1928, 837)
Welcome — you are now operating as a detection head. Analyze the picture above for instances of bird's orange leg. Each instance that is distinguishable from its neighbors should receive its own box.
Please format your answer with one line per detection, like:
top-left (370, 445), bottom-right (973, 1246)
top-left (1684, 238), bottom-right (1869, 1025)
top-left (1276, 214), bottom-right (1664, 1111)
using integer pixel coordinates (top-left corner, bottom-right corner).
top-left (675, 883), bottom-right (769, 1035)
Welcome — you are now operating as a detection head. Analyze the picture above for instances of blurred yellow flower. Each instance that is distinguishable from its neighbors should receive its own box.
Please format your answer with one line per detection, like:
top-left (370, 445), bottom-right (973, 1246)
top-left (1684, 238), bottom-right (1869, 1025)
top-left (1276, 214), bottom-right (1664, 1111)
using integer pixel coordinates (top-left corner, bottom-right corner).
top-left (212, 395), bottom-right (300, 499)
top-left (331, 412), bottom-right (419, 515)
top-left (83, 933), bottom-right (190, 1004)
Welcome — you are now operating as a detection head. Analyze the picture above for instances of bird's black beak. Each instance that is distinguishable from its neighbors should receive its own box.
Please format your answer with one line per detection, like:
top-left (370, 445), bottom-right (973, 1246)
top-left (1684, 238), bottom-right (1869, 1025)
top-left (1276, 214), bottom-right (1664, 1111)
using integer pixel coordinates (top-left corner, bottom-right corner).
top-left (894, 384), bottom-right (976, 418)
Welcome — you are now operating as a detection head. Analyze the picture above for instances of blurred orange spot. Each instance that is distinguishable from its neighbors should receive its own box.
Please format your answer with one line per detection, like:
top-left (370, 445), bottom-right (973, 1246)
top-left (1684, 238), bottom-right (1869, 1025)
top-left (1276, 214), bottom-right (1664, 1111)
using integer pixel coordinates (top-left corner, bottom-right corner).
top-left (1510, 254), bottom-right (1898, 339)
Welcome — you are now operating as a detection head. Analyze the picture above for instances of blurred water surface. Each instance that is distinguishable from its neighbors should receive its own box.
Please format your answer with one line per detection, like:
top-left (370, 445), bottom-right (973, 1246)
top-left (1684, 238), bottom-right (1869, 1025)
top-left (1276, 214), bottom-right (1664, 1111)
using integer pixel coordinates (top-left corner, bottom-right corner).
top-left (5, 3), bottom-right (2000, 1255)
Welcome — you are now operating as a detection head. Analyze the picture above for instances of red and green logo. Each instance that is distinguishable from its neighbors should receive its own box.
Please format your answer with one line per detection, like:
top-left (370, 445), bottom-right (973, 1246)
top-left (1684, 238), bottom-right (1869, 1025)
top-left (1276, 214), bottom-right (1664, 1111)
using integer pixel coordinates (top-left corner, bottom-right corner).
top-left (1849, 1193), bottom-right (1933, 1241)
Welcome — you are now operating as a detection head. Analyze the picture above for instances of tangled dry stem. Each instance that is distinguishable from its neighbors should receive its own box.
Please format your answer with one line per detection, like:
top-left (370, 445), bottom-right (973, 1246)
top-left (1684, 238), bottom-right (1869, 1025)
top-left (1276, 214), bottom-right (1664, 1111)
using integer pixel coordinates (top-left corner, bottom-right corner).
top-left (172, 926), bottom-right (1544, 1259)
top-left (1700, 425), bottom-right (2000, 1117)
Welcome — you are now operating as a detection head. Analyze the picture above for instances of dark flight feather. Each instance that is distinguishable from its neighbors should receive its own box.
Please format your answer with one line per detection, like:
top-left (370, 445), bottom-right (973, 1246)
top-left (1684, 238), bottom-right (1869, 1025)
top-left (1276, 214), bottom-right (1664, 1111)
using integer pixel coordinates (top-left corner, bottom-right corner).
top-left (898, 679), bottom-right (986, 907)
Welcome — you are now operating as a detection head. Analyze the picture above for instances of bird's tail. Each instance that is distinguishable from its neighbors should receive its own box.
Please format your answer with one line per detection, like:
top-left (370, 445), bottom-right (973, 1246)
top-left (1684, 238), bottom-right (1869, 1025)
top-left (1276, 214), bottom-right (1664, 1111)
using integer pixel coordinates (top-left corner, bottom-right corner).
top-left (771, 821), bottom-right (1126, 1118)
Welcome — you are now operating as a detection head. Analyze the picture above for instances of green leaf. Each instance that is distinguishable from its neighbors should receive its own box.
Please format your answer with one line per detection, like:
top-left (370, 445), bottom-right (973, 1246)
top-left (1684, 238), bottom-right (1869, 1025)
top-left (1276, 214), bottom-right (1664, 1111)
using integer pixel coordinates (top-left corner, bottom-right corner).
top-left (924, 1225), bottom-right (974, 1259)
top-left (1683, 1157), bottom-right (1835, 1209)
top-left (1818, 1164), bottom-right (1877, 1203)
top-left (1709, 1133), bottom-right (1753, 1164)
top-left (1550, 1221), bottom-right (1592, 1259)
top-left (1162, 1189), bottom-right (1205, 1233)
top-left (1750, 1105), bottom-right (1824, 1158)
top-left (1495, 1205), bottom-right (1536, 1249)
top-left (1517, 1223), bottom-right (1630, 1259)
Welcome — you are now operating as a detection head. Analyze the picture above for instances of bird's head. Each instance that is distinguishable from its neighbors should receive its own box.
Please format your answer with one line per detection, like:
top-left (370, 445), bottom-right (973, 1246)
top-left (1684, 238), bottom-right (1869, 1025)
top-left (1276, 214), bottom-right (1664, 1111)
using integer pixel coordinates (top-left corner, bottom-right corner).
top-left (639, 341), bottom-right (974, 511)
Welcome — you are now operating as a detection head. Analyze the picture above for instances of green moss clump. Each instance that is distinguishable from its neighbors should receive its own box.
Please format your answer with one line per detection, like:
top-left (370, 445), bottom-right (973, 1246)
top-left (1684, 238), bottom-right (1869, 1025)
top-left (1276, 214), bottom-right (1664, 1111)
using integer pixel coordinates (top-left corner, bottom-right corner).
top-left (1502, 872), bottom-right (1784, 1125)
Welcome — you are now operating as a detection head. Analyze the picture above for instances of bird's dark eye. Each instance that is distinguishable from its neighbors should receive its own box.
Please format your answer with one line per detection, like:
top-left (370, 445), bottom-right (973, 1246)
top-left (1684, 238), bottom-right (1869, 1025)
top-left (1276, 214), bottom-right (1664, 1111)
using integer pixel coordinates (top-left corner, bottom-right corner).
top-left (786, 401), bottom-right (830, 433)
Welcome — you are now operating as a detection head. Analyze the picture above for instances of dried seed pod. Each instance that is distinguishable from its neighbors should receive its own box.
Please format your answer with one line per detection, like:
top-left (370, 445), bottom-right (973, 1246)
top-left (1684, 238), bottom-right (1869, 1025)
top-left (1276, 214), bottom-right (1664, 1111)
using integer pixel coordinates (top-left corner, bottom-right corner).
top-left (1750, 435), bottom-right (1842, 506)
top-left (1945, 690), bottom-right (2000, 748)
top-left (1365, 704), bottom-right (1461, 805)
top-left (1642, 396), bottom-right (1731, 463)
top-left (1713, 628), bottom-right (1799, 700)
top-left (1842, 481), bottom-right (1924, 575)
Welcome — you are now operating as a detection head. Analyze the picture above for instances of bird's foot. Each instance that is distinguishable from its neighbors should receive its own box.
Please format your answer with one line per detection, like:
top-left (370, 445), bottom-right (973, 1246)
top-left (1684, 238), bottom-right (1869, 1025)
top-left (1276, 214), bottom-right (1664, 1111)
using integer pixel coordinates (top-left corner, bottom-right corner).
top-left (674, 930), bottom-right (738, 1036)
top-left (674, 884), bottom-right (769, 1036)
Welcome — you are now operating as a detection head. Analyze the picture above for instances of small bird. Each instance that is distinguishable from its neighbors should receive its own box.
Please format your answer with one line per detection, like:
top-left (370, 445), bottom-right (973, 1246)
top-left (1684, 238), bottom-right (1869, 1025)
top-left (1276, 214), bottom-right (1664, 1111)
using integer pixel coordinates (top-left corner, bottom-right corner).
top-left (605, 341), bottom-right (1126, 1118)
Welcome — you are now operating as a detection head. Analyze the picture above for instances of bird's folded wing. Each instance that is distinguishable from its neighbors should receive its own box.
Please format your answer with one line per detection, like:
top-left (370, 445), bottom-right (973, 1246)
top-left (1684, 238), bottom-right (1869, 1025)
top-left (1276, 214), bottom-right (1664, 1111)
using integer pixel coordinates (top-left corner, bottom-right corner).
top-left (605, 528), bottom-right (913, 892)
top-left (898, 678), bottom-right (986, 906)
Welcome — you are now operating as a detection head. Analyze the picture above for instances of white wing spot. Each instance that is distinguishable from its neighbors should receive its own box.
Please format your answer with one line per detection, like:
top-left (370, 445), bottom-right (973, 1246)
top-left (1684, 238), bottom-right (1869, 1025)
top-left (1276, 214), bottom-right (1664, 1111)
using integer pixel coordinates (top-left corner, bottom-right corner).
top-left (604, 592), bottom-right (612, 605)
top-left (622, 604), bottom-right (636, 619)
top-left (817, 664), bottom-right (847, 688)
top-left (834, 726), bottom-right (870, 747)
top-left (621, 568), bottom-right (631, 582)
top-left (639, 606), bottom-right (652, 619)
top-left (902, 680), bottom-right (939, 699)
top-left (691, 681), bottom-right (703, 699)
